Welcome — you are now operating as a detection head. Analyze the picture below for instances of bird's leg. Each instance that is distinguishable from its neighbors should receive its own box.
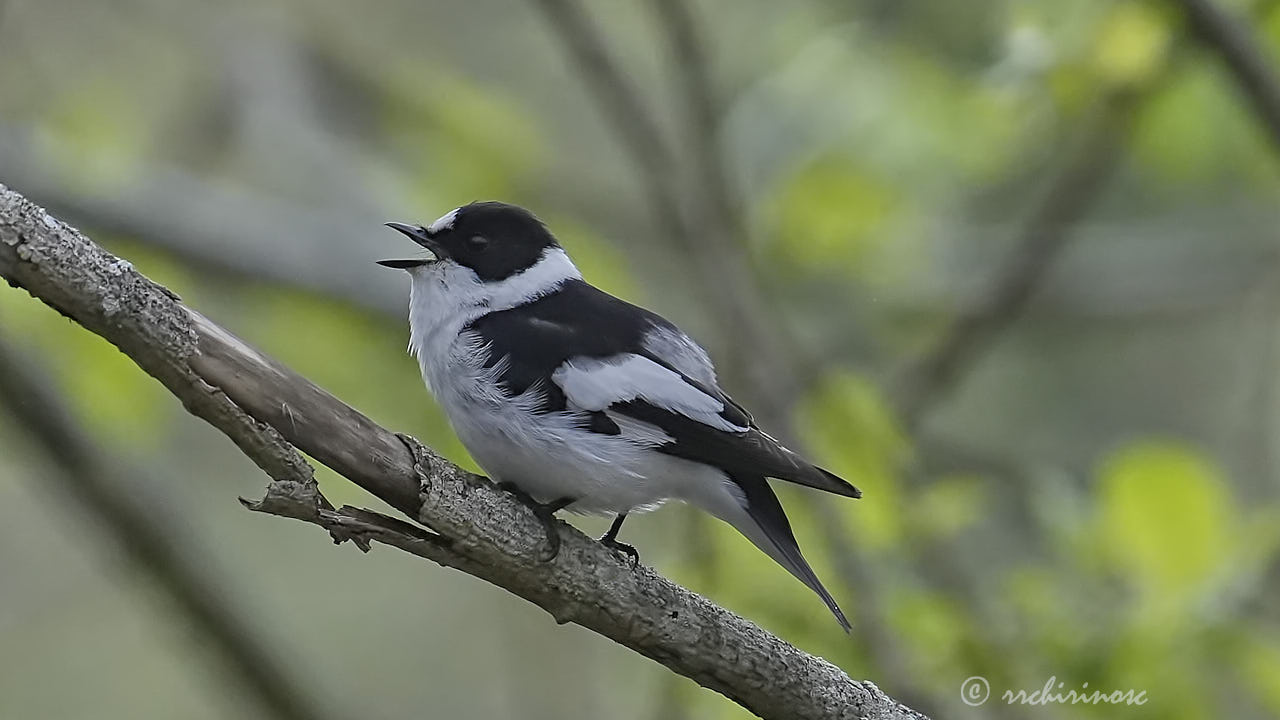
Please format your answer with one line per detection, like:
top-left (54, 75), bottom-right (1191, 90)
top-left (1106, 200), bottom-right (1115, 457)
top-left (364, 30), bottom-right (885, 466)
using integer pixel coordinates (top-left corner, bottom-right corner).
top-left (598, 513), bottom-right (639, 568)
top-left (531, 496), bottom-right (574, 561)
top-left (496, 481), bottom-right (574, 561)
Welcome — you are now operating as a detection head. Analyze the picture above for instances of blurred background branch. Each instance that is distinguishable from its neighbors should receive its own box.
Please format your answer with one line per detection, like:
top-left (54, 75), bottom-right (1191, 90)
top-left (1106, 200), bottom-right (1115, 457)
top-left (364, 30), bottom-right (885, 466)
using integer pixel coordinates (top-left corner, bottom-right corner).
top-left (1173, 0), bottom-right (1280, 149)
top-left (0, 331), bottom-right (340, 720)
top-left (529, 0), bottom-right (684, 240)
top-left (896, 0), bottom-right (1280, 432)
top-left (891, 97), bottom-right (1131, 431)
top-left (532, 0), bottom-right (806, 409)
top-left (0, 128), bottom-right (398, 314)
top-left (650, 0), bottom-right (750, 253)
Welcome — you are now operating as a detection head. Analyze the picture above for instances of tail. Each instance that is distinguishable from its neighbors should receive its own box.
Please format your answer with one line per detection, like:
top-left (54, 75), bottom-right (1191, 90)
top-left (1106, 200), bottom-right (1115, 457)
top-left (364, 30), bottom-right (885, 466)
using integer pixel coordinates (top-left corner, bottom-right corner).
top-left (720, 474), bottom-right (851, 632)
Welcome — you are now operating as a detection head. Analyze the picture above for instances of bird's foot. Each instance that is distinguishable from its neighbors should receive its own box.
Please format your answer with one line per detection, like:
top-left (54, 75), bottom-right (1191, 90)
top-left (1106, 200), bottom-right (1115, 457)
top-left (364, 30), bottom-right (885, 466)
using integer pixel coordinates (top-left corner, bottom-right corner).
top-left (497, 482), bottom-right (572, 562)
top-left (530, 499), bottom-right (573, 561)
top-left (598, 534), bottom-right (640, 568)
top-left (598, 513), bottom-right (639, 568)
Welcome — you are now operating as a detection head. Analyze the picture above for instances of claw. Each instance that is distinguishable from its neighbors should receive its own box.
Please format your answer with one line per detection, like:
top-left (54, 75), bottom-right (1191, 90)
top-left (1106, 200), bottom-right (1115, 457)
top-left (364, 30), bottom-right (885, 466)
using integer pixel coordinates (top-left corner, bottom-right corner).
top-left (598, 512), bottom-right (639, 568)
top-left (600, 536), bottom-right (640, 568)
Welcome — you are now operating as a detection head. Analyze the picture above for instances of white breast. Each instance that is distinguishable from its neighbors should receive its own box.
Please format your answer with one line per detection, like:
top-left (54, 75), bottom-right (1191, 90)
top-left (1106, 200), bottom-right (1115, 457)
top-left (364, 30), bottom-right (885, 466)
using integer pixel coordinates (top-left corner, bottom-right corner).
top-left (405, 247), bottom-right (580, 393)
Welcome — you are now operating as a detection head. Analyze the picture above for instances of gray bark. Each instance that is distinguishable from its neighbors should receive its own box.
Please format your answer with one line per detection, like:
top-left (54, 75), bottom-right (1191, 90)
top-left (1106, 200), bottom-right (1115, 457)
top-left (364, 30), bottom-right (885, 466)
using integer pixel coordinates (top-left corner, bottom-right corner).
top-left (0, 182), bottom-right (927, 720)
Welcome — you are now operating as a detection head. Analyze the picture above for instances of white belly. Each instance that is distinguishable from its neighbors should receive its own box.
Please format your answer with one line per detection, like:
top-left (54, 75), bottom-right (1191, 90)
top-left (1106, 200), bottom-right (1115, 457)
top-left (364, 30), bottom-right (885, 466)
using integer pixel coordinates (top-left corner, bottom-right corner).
top-left (447, 387), bottom-right (722, 513)
top-left (421, 336), bottom-right (726, 514)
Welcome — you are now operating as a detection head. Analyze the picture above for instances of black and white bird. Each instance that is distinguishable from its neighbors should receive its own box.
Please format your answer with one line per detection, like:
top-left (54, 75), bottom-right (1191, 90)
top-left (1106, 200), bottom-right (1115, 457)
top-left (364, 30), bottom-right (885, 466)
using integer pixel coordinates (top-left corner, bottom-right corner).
top-left (378, 201), bottom-right (860, 630)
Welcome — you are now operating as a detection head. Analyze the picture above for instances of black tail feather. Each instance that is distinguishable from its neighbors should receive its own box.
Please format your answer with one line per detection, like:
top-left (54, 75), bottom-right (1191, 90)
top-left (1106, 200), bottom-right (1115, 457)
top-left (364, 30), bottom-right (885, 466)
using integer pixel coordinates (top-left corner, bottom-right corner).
top-left (814, 466), bottom-right (861, 498)
top-left (734, 474), bottom-right (851, 632)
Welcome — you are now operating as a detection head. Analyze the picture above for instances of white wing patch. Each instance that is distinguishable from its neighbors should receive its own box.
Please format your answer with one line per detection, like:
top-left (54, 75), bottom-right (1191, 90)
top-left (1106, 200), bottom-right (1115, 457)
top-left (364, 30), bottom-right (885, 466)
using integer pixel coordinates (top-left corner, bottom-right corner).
top-left (427, 207), bottom-right (459, 235)
top-left (642, 325), bottom-right (718, 387)
top-left (605, 410), bottom-right (674, 446)
top-left (552, 354), bottom-right (747, 433)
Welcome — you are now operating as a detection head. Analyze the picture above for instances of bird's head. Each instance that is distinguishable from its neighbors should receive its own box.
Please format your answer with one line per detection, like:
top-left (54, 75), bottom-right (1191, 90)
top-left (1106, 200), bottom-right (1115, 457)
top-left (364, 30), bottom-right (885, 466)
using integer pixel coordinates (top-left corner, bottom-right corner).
top-left (379, 201), bottom-right (561, 282)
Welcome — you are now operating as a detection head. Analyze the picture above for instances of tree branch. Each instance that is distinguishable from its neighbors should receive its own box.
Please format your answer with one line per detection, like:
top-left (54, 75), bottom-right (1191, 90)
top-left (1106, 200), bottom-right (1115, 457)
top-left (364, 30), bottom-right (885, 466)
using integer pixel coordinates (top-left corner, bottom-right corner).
top-left (0, 183), bottom-right (927, 720)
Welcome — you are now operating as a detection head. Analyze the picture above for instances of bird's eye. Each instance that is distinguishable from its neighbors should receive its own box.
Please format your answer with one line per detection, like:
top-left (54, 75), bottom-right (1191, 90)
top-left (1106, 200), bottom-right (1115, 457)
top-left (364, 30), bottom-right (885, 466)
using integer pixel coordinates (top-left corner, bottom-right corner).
top-left (467, 235), bottom-right (489, 250)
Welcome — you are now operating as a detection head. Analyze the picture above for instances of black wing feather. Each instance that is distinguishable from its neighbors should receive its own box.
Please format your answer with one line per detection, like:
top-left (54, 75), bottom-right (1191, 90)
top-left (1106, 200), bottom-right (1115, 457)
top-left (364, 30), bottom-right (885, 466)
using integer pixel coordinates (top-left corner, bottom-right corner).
top-left (612, 399), bottom-right (861, 498)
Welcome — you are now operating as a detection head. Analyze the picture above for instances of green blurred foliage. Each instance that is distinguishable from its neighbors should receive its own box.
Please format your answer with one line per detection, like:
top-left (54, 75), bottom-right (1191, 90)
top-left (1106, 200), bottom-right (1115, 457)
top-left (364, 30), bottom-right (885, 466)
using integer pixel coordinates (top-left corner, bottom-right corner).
top-left (767, 158), bottom-right (901, 273)
top-left (379, 65), bottom-right (546, 208)
top-left (914, 474), bottom-right (986, 539)
top-left (1091, 2), bottom-right (1173, 89)
top-left (802, 373), bottom-right (909, 549)
top-left (1098, 441), bottom-right (1231, 598)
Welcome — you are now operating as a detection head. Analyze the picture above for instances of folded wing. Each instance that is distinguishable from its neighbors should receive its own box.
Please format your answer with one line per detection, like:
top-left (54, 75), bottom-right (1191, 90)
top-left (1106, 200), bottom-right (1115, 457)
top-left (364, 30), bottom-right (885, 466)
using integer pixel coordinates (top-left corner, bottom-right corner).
top-left (552, 349), bottom-right (861, 499)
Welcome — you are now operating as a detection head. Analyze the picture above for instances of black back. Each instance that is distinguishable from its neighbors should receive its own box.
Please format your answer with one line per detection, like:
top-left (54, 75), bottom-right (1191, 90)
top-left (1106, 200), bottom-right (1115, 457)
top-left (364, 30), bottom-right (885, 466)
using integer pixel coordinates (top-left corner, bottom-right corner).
top-left (467, 279), bottom-right (669, 409)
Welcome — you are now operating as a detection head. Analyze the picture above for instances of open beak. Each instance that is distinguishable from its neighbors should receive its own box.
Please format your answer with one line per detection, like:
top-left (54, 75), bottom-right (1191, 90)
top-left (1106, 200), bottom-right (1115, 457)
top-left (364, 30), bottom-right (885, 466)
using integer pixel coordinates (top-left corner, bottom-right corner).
top-left (377, 221), bottom-right (442, 269)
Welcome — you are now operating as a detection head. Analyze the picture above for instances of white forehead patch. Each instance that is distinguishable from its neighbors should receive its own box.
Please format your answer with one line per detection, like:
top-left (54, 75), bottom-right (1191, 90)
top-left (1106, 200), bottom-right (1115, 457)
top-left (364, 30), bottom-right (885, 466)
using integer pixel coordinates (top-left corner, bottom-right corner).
top-left (426, 208), bottom-right (460, 236)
